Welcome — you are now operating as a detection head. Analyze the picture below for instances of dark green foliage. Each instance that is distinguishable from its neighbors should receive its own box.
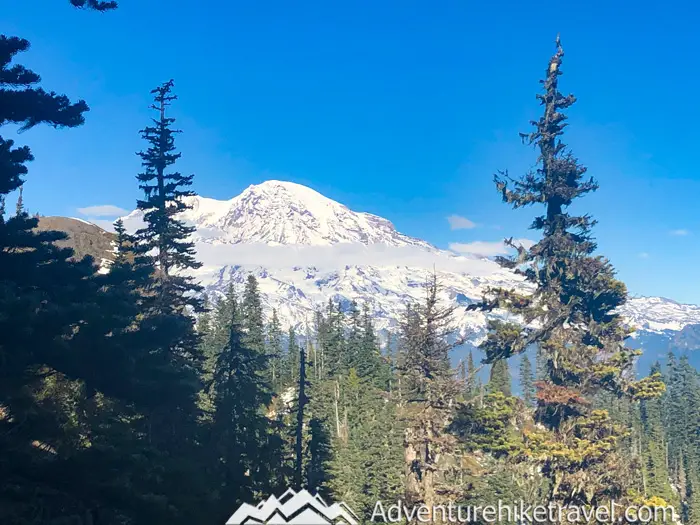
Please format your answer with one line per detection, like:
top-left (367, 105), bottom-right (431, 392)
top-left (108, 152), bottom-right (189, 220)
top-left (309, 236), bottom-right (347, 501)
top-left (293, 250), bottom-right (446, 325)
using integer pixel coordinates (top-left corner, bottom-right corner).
top-left (519, 353), bottom-right (535, 407)
top-left (209, 296), bottom-right (281, 520)
top-left (664, 353), bottom-right (700, 522)
top-left (286, 325), bottom-right (300, 387)
top-left (0, 23), bottom-right (108, 522)
top-left (267, 308), bottom-right (284, 391)
top-left (452, 392), bottom-right (523, 457)
top-left (487, 359), bottom-right (512, 397)
top-left (294, 328), bottom-right (308, 489)
top-left (327, 369), bottom-right (403, 518)
top-left (306, 417), bottom-right (332, 495)
top-left (135, 80), bottom-right (202, 316)
top-left (464, 350), bottom-right (478, 401)
top-left (7, 14), bottom-right (700, 523)
top-left (242, 275), bottom-right (266, 354)
top-left (640, 363), bottom-right (674, 504)
top-left (70, 0), bottom-right (118, 10)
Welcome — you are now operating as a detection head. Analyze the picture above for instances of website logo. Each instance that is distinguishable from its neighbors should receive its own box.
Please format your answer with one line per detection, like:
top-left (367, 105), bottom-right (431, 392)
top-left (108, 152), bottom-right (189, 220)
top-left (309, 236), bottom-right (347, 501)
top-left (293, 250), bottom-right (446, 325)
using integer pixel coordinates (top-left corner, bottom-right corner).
top-left (225, 488), bottom-right (359, 525)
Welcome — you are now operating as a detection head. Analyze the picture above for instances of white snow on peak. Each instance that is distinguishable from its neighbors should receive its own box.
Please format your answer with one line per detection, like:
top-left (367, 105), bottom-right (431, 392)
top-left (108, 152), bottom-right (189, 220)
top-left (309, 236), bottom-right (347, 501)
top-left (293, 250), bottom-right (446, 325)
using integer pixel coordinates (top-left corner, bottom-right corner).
top-left (619, 296), bottom-right (700, 333)
top-left (213, 180), bottom-right (434, 247)
top-left (122, 180), bottom-right (433, 248)
top-left (69, 217), bottom-right (98, 226)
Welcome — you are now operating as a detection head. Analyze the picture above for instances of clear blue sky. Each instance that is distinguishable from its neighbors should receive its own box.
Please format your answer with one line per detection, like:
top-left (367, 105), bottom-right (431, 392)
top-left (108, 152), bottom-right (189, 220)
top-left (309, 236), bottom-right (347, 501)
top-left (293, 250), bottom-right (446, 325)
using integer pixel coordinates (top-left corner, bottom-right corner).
top-left (5, 0), bottom-right (700, 303)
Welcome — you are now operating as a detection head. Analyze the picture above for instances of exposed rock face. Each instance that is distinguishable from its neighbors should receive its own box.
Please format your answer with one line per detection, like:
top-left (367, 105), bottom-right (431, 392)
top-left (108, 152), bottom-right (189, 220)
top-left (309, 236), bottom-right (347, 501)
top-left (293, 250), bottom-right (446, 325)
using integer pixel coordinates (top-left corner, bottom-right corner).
top-left (36, 216), bottom-right (115, 265)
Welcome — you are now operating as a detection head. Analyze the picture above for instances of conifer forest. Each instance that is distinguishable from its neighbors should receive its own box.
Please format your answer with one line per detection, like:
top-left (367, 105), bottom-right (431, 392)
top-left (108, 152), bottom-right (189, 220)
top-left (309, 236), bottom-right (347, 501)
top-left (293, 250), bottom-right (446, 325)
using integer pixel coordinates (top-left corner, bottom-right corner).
top-left (2, 3), bottom-right (699, 525)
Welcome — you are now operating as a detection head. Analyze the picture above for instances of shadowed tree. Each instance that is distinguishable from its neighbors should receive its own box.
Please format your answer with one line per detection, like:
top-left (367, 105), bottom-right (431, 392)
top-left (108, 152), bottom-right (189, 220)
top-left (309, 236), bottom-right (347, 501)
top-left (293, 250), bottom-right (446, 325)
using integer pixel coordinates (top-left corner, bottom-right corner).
top-left (70, 0), bottom-right (118, 10)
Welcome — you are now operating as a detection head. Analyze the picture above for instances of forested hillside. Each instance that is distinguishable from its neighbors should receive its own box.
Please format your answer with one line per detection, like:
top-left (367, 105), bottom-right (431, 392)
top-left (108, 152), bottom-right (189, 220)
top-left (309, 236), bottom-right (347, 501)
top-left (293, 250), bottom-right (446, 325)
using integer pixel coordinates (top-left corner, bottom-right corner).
top-left (2, 3), bottom-right (699, 525)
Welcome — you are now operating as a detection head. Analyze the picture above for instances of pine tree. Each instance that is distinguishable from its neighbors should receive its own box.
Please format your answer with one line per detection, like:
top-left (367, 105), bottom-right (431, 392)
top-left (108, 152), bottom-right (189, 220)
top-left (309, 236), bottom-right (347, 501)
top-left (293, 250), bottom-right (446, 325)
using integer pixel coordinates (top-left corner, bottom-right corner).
top-left (70, 0), bottom-right (118, 10)
top-left (286, 325), bottom-right (300, 387)
top-left (267, 308), bottom-right (284, 391)
top-left (327, 368), bottom-right (403, 516)
top-left (242, 274), bottom-right (265, 354)
top-left (640, 362), bottom-right (674, 504)
top-left (465, 350), bottom-right (478, 401)
top-left (14, 185), bottom-right (23, 216)
top-left (398, 275), bottom-right (462, 512)
top-left (306, 417), bottom-right (332, 496)
top-left (0, 31), bottom-right (108, 522)
top-left (666, 355), bottom-right (700, 523)
top-left (131, 79), bottom-right (205, 448)
top-left (487, 359), bottom-right (512, 397)
top-left (113, 81), bottom-right (212, 523)
top-left (519, 353), bottom-right (535, 407)
top-left (294, 330), bottom-right (308, 489)
top-left (317, 299), bottom-right (346, 377)
top-left (135, 80), bottom-right (202, 315)
top-left (210, 296), bottom-right (279, 521)
top-left (470, 36), bottom-right (665, 507)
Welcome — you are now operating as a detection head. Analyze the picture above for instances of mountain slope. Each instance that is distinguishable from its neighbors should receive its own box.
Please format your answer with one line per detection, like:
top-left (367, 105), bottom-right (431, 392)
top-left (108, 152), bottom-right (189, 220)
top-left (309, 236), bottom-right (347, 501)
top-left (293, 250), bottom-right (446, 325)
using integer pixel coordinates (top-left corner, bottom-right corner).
top-left (36, 216), bottom-right (115, 265)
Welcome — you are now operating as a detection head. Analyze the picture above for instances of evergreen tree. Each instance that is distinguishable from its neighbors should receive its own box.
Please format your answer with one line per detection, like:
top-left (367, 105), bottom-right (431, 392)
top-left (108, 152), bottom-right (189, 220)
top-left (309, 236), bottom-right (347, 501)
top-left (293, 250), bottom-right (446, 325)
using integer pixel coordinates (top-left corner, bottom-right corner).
top-left (640, 362), bottom-right (674, 504)
top-left (267, 308), bottom-right (284, 391)
top-left (487, 359), bottom-right (511, 397)
top-left (70, 0), bottom-right (118, 10)
top-left (306, 417), bottom-right (332, 496)
top-left (294, 330), bottom-right (308, 489)
top-left (286, 325), bottom-right (300, 387)
top-left (465, 350), bottom-right (478, 401)
top-left (209, 295), bottom-right (280, 521)
top-left (398, 275), bottom-right (462, 512)
top-left (470, 37), bottom-right (665, 507)
top-left (242, 274), bottom-right (265, 354)
top-left (0, 30), bottom-right (110, 522)
top-left (327, 368), bottom-right (403, 517)
top-left (317, 299), bottom-right (345, 377)
top-left (135, 80), bottom-right (202, 316)
top-left (131, 79), bottom-right (205, 453)
top-left (14, 185), bottom-right (23, 216)
top-left (519, 353), bottom-right (535, 407)
top-left (664, 354), bottom-right (700, 523)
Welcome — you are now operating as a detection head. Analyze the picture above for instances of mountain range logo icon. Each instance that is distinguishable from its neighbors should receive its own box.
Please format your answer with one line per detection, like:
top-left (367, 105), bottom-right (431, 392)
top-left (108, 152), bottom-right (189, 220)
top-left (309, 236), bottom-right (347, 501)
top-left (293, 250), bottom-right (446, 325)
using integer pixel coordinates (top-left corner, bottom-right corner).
top-left (225, 488), bottom-right (360, 525)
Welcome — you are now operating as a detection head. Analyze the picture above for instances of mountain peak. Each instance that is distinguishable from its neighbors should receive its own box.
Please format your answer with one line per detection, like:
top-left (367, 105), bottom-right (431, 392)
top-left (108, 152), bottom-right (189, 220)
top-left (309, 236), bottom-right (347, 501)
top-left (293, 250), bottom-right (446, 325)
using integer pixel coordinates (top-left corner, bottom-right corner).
top-left (214, 179), bottom-right (432, 247)
top-left (119, 180), bottom-right (434, 248)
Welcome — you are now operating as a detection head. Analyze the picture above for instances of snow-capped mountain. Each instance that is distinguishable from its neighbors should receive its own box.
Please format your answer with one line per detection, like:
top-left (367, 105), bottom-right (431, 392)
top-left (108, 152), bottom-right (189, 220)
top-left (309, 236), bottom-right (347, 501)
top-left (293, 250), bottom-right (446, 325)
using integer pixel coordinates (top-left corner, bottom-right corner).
top-left (122, 180), bottom-right (433, 248)
top-left (119, 180), bottom-right (700, 359)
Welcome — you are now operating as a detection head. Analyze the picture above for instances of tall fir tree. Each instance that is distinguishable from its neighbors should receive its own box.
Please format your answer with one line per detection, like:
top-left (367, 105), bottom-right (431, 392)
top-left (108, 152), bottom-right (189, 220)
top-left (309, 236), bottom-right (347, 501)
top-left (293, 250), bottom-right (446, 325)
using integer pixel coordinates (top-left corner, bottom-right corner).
top-left (242, 274), bottom-right (266, 354)
top-left (132, 79), bottom-right (205, 443)
top-left (135, 80), bottom-right (202, 316)
top-left (267, 308), bottom-right (284, 391)
top-left (464, 350), bottom-right (478, 401)
top-left (470, 36), bottom-right (664, 507)
top-left (398, 275), bottom-right (462, 514)
top-left (294, 331), bottom-right (309, 489)
top-left (640, 362), bottom-right (674, 504)
top-left (487, 359), bottom-right (512, 397)
top-left (519, 353), bottom-right (535, 407)
top-left (209, 295), bottom-right (280, 522)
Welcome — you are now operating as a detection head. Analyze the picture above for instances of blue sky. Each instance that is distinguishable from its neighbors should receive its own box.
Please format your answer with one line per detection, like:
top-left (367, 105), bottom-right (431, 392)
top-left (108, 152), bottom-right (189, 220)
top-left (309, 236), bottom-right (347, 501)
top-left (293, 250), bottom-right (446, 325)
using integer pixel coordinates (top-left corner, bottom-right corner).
top-left (5, 0), bottom-right (700, 303)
